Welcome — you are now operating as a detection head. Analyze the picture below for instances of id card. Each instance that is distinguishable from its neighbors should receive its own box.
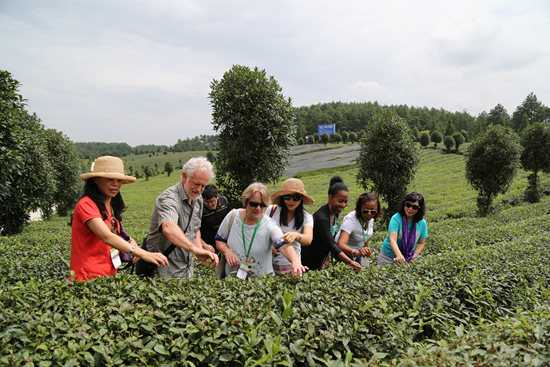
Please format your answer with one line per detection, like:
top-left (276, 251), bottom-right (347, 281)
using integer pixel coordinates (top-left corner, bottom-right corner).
top-left (110, 248), bottom-right (122, 269)
top-left (236, 262), bottom-right (251, 280)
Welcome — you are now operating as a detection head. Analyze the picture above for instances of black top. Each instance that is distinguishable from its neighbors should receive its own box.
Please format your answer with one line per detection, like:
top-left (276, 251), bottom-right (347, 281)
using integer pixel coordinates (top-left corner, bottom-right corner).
top-left (200, 195), bottom-right (231, 248)
top-left (300, 203), bottom-right (343, 270)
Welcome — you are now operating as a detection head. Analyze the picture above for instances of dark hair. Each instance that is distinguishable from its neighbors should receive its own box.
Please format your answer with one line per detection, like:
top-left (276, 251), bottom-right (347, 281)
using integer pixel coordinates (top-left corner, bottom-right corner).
top-left (328, 175), bottom-right (348, 197)
top-left (279, 199), bottom-right (305, 230)
top-left (202, 184), bottom-right (218, 199)
top-left (69, 179), bottom-right (127, 226)
top-left (354, 193), bottom-right (383, 222)
top-left (398, 192), bottom-right (425, 223)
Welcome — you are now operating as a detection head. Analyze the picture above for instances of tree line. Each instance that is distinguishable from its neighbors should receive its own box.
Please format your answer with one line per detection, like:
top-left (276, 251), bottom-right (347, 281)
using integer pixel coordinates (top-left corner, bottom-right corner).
top-left (75, 136), bottom-right (218, 159)
top-left (294, 93), bottom-right (549, 143)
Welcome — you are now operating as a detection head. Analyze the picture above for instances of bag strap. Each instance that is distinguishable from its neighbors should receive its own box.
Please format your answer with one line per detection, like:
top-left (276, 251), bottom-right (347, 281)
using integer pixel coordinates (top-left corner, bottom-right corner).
top-left (269, 205), bottom-right (277, 218)
top-left (227, 209), bottom-right (237, 236)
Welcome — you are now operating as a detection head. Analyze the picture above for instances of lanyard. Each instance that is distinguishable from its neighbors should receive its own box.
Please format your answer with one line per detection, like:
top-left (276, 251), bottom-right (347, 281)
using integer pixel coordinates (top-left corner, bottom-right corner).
top-left (108, 204), bottom-right (116, 234)
top-left (242, 213), bottom-right (261, 258)
top-left (360, 217), bottom-right (369, 244)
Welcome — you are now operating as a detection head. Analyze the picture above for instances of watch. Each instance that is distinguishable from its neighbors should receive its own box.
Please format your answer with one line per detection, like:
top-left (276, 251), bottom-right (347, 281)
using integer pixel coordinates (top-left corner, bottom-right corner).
top-left (129, 245), bottom-right (137, 257)
top-left (298, 233), bottom-right (303, 242)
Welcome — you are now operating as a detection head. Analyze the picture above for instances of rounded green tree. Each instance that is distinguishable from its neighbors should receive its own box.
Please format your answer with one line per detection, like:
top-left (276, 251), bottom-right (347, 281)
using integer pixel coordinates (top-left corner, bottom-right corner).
top-left (356, 109), bottom-right (421, 218)
top-left (419, 132), bottom-right (430, 148)
top-left (321, 132), bottom-right (330, 146)
top-left (430, 130), bottom-right (443, 148)
top-left (349, 131), bottom-right (357, 143)
top-left (465, 125), bottom-right (521, 214)
top-left (341, 131), bottom-right (349, 144)
top-left (444, 135), bottom-right (455, 153)
top-left (164, 161), bottom-right (174, 177)
top-left (209, 65), bottom-right (296, 203)
top-left (453, 132), bottom-right (465, 153)
top-left (520, 121), bottom-right (550, 202)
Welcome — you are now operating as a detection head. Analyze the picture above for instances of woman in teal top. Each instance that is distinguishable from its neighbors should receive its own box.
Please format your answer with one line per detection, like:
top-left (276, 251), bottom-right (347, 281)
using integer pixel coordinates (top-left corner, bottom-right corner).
top-left (377, 192), bottom-right (428, 265)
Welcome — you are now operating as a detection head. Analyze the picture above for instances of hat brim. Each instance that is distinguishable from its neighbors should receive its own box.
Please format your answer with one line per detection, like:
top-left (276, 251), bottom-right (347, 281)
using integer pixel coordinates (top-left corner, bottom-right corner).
top-left (80, 172), bottom-right (136, 184)
top-left (271, 189), bottom-right (315, 205)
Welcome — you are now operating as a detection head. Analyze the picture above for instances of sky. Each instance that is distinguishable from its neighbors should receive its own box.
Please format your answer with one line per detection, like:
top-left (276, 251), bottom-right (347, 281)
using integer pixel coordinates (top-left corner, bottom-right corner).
top-left (1, 0), bottom-right (549, 146)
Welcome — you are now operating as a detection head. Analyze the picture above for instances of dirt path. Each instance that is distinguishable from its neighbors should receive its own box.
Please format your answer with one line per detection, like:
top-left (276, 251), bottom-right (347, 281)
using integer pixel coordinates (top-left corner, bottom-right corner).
top-left (283, 144), bottom-right (360, 177)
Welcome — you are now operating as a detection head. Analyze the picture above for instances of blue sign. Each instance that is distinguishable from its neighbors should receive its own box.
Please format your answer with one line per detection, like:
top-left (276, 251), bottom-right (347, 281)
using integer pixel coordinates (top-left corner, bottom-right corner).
top-left (318, 124), bottom-right (335, 136)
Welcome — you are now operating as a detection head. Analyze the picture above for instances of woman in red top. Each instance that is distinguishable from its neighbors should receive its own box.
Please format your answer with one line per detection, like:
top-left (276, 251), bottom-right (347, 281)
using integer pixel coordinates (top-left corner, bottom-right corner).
top-left (70, 156), bottom-right (169, 281)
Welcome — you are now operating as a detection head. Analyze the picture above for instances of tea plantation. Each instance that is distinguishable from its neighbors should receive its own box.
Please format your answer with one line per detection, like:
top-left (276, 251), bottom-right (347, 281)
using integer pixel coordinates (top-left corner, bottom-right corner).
top-left (1, 147), bottom-right (549, 366)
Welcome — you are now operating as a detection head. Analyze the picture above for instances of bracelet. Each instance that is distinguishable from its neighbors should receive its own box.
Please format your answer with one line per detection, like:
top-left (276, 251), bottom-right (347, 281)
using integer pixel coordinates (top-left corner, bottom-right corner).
top-left (351, 249), bottom-right (356, 257)
top-left (129, 245), bottom-right (137, 257)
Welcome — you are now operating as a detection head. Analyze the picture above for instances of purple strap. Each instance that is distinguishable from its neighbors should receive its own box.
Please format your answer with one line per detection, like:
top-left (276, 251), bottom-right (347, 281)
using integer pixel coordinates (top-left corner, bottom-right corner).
top-left (401, 215), bottom-right (416, 262)
top-left (118, 222), bottom-right (131, 263)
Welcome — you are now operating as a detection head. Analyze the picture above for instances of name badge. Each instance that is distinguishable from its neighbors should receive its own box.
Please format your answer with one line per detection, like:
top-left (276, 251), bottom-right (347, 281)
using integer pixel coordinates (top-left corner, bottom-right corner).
top-left (110, 248), bottom-right (122, 269)
top-left (237, 262), bottom-right (251, 280)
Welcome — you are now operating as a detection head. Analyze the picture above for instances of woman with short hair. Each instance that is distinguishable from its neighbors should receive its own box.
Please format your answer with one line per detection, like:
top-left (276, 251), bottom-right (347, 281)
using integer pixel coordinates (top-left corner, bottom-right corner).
top-left (377, 192), bottom-right (428, 265)
top-left (70, 156), bottom-right (169, 282)
top-left (215, 182), bottom-right (308, 279)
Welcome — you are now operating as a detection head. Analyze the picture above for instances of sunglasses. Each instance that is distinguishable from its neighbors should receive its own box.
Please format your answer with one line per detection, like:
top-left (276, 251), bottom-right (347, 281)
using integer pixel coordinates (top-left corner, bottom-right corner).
top-left (282, 194), bottom-right (302, 202)
top-left (248, 201), bottom-right (267, 208)
top-left (362, 209), bottom-right (378, 215)
top-left (405, 202), bottom-right (420, 211)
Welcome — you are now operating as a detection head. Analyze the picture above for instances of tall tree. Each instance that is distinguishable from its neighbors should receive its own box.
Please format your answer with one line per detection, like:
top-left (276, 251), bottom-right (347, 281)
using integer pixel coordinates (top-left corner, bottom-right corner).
top-left (511, 92), bottom-right (547, 131)
top-left (465, 125), bottom-right (521, 214)
top-left (487, 103), bottom-right (510, 127)
top-left (40, 128), bottom-right (83, 218)
top-left (209, 65), bottom-right (296, 203)
top-left (1, 70), bottom-right (83, 234)
top-left (444, 120), bottom-right (455, 137)
top-left (356, 109), bottom-right (421, 219)
top-left (520, 121), bottom-right (550, 202)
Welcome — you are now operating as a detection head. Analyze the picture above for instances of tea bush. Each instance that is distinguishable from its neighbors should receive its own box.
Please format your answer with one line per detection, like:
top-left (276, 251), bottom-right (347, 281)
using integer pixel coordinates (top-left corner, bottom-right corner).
top-left (1, 146), bottom-right (550, 366)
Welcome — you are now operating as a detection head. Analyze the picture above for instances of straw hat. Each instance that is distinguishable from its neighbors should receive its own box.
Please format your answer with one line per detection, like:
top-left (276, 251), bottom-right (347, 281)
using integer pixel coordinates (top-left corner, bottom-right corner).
top-left (271, 178), bottom-right (315, 205)
top-left (80, 156), bottom-right (136, 184)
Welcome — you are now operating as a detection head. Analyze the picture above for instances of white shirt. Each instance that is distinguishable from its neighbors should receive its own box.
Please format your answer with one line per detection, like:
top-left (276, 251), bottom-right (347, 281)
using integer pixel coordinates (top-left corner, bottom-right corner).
top-left (335, 211), bottom-right (374, 265)
top-left (216, 211), bottom-right (284, 277)
top-left (266, 205), bottom-right (314, 266)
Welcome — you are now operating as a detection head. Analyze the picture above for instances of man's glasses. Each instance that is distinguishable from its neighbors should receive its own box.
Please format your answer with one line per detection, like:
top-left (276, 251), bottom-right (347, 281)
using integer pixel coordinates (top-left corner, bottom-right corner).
top-left (362, 209), bottom-right (378, 215)
top-left (248, 201), bottom-right (267, 208)
top-left (282, 194), bottom-right (302, 202)
top-left (405, 202), bottom-right (420, 210)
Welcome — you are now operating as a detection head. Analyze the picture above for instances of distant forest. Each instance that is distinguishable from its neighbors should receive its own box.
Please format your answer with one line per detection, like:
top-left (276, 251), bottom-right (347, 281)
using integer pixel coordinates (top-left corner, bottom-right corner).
top-left (76, 93), bottom-right (549, 159)
top-left (295, 92), bottom-right (549, 141)
top-left (75, 135), bottom-right (217, 159)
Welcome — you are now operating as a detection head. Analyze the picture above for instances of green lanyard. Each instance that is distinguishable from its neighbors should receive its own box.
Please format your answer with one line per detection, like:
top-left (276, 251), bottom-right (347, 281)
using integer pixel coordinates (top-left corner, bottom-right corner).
top-left (360, 218), bottom-right (369, 245)
top-left (242, 213), bottom-right (261, 258)
top-left (108, 204), bottom-right (116, 234)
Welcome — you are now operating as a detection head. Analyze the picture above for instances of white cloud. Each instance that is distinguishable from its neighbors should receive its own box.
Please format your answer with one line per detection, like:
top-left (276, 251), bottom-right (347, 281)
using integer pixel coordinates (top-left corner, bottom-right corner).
top-left (1, 0), bottom-right (549, 145)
